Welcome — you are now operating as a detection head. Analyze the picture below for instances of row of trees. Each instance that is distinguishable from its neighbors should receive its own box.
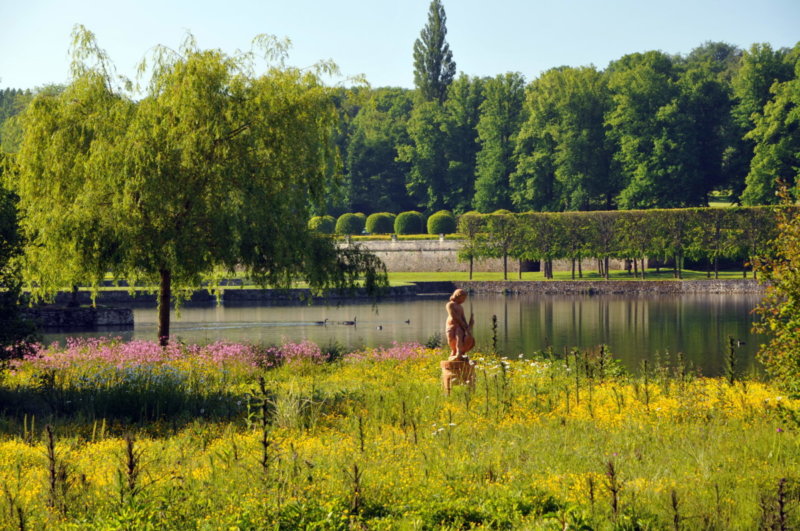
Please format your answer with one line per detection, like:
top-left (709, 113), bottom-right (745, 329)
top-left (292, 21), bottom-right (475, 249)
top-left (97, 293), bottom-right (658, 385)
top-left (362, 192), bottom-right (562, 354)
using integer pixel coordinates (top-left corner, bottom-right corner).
top-left (338, 39), bottom-right (800, 216)
top-left (330, 0), bottom-right (800, 216)
top-left (1, 6), bottom-right (797, 218)
top-left (457, 206), bottom-right (788, 280)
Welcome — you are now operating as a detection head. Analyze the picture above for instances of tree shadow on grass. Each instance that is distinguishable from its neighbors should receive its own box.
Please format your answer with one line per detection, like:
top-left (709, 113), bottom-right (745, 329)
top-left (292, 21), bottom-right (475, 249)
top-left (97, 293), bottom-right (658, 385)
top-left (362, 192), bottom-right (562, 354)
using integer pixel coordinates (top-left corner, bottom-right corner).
top-left (0, 383), bottom-right (248, 437)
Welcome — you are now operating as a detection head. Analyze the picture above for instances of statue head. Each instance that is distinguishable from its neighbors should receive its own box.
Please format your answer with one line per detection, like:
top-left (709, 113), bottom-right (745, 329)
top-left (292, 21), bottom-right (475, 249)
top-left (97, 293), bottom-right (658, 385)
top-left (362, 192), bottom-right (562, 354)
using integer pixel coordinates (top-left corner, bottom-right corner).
top-left (449, 288), bottom-right (468, 303)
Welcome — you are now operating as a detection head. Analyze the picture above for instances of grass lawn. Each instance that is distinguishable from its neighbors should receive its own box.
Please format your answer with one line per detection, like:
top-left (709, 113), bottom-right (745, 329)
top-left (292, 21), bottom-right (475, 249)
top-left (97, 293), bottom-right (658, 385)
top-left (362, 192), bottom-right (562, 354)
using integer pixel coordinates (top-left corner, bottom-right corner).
top-left (388, 268), bottom-right (750, 285)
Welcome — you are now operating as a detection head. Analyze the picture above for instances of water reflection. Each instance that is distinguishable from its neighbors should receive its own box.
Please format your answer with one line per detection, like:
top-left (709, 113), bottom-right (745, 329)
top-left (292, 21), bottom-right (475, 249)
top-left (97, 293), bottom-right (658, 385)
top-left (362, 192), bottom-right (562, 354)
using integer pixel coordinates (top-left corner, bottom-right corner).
top-left (42, 293), bottom-right (764, 377)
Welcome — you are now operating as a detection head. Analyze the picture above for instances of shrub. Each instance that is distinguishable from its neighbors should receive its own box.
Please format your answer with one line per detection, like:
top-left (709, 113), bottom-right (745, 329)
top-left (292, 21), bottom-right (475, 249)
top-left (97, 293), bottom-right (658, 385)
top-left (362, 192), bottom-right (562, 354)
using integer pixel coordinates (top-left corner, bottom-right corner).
top-left (307, 215), bottom-right (335, 234)
top-left (394, 211), bottom-right (425, 235)
top-left (335, 213), bottom-right (366, 235)
top-left (366, 212), bottom-right (396, 234)
top-left (426, 210), bottom-right (457, 235)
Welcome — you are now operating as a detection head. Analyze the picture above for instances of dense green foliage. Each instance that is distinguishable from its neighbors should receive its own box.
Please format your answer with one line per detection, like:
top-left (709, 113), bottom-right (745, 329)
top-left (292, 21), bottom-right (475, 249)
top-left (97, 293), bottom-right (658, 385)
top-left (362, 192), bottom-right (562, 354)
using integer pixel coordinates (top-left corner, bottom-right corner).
top-left (365, 212), bottom-right (395, 234)
top-left (0, 164), bottom-right (37, 358)
top-left (9, 28), bottom-right (386, 345)
top-left (335, 213), bottom-right (366, 235)
top-left (426, 209), bottom-right (457, 234)
top-left (4, 37), bottom-right (798, 218)
top-left (394, 210), bottom-right (426, 235)
top-left (308, 215), bottom-right (336, 234)
top-left (753, 194), bottom-right (800, 392)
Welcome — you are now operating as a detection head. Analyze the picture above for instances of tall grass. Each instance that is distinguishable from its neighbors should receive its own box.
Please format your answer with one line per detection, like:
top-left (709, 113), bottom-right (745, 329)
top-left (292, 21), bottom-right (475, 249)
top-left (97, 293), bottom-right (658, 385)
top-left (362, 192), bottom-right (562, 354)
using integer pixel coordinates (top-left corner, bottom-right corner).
top-left (0, 338), bottom-right (796, 528)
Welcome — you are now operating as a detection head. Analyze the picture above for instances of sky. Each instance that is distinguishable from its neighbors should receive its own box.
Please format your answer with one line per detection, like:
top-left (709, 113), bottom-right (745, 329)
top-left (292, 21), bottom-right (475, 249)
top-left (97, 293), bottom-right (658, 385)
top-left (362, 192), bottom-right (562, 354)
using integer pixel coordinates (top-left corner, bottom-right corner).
top-left (1, 0), bottom-right (798, 91)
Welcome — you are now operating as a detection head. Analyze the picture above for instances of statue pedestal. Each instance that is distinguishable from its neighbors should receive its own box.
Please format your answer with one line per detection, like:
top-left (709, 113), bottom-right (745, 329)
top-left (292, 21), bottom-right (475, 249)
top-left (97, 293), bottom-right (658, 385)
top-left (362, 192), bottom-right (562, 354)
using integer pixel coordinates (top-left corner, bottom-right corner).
top-left (440, 360), bottom-right (475, 394)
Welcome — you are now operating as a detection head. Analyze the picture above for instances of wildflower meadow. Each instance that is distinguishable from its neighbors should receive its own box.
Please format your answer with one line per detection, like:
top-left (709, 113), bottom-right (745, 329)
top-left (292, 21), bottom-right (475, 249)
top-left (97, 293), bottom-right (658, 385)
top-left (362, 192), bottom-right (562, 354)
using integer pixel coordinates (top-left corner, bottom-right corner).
top-left (0, 337), bottom-right (797, 529)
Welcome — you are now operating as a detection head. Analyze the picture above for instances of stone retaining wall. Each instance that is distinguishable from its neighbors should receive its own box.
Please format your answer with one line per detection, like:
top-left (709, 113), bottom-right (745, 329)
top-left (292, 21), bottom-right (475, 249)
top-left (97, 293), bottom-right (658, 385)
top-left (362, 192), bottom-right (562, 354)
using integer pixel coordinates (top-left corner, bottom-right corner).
top-left (341, 238), bottom-right (630, 273)
top-left (50, 286), bottom-right (418, 307)
top-left (450, 279), bottom-right (764, 295)
top-left (24, 307), bottom-right (134, 329)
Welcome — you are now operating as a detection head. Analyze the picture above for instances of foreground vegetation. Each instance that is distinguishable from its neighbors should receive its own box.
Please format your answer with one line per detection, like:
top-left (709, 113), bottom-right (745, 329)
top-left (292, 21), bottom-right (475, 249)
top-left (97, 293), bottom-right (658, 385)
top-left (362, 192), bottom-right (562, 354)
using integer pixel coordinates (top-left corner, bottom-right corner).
top-left (0, 338), bottom-right (797, 529)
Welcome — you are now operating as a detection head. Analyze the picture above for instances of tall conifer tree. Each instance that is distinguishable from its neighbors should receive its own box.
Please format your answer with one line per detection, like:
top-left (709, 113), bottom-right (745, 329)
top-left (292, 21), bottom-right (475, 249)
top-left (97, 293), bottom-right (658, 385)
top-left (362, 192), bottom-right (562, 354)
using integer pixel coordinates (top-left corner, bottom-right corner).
top-left (413, 0), bottom-right (456, 104)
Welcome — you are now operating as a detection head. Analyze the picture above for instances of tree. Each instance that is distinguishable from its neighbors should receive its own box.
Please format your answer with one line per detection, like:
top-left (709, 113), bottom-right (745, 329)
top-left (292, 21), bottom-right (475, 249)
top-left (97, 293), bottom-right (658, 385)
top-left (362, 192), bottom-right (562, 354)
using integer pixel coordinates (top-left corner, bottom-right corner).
top-left (442, 75), bottom-right (485, 213)
top-left (0, 157), bottom-right (37, 358)
top-left (482, 211), bottom-right (520, 280)
top-left (729, 43), bottom-right (795, 201)
top-left (473, 72), bottom-right (526, 212)
top-left (412, 0), bottom-right (456, 104)
top-left (606, 51), bottom-right (715, 209)
top-left (12, 27), bottom-right (386, 346)
top-left (344, 88), bottom-right (415, 214)
top-left (512, 66), bottom-right (615, 211)
top-left (399, 100), bottom-right (449, 211)
top-left (741, 47), bottom-right (800, 205)
top-left (457, 211), bottom-right (483, 280)
top-left (753, 194), bottom-right (800, 391)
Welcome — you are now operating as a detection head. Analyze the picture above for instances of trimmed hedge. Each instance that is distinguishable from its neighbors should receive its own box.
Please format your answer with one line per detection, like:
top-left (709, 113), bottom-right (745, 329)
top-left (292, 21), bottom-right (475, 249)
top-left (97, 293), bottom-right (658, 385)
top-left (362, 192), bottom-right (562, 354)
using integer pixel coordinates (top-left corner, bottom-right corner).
top-left (335, 213), bottom-right (366, 235)
top-left (366, 212), bottom-right (396, 234)
top-left (308, 215), bottom-right (336, 234)
top-left (426, 210), bottom-right (457, 235)
top-left (394, 211), bottom-right (426, 235)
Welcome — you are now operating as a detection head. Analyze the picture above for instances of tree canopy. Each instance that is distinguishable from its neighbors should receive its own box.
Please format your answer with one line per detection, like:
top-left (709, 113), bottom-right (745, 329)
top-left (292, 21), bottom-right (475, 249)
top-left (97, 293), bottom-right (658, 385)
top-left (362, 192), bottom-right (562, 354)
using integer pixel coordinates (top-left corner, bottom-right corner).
top-left (412, 0), bottom-right (456, 104)
top-left (11, 27), bottom-right (386, 345)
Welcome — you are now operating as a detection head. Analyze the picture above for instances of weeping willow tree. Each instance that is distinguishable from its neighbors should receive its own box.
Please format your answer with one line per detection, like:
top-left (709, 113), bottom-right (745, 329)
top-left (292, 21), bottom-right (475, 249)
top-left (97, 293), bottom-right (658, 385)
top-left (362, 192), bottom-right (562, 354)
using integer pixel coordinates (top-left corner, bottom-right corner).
top-left (12, 26), bottom-right (386, 345)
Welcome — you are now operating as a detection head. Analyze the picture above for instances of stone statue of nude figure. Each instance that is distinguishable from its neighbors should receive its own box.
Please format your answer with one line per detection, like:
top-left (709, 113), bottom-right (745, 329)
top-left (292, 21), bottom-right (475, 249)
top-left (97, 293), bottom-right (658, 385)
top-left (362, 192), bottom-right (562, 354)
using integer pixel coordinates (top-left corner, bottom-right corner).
top-left (446, 289), bottom-right (475, 361)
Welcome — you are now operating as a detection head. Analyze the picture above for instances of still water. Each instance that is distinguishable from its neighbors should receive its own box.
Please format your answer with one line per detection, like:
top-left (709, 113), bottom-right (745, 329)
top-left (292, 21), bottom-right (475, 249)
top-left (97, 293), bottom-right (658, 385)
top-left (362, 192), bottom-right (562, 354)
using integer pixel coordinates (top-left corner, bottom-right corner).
top-left (43, 293), bottom-right (765, 376)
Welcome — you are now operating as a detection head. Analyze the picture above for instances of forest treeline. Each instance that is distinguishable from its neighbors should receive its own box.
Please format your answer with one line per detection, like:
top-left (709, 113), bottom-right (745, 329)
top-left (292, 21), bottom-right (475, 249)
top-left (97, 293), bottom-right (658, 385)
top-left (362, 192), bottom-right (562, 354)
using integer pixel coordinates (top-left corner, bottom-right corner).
top-left (1, 34), bottom-right (799, 217)
top-left (331, 40), bottom-right (800, 216)
top-left (455, 206), bottom-right (793, 280)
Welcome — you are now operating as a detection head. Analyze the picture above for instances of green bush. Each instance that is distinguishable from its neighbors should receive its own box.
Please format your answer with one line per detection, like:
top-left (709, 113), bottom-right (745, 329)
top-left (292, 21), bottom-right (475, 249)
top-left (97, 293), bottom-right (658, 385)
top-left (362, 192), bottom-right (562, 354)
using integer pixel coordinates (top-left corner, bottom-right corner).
top-left (426, 210), bottom-right (457, 235)
top-left (366, 212), bottom-right (396, 234)
top-left (335, 213), bottom-right (366, 235)
top-left (307, 215), bottom-right (336, 234)
top-left (394, 211), bottom-right (425, 235)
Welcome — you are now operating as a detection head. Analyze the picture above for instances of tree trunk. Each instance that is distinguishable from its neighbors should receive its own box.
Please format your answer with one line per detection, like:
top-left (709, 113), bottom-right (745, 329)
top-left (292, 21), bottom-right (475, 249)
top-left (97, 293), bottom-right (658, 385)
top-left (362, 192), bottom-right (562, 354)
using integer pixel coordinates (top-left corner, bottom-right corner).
top-left (604, 257), bottom-right (610, 280)
top-left (578, 259), bottom-right (583, 278)
top-left (469, 257), bottom-right (473, 280)
top-left (633, 258), bottom-right (639, 278)
top-left (67, 285), bottom-right (80, 308)
top-left (503, 253), bottom-right (508, 281)
top-left (518, 259), bottom-right (522, 280)
top-left (571, 258), bottom-right (575, 280)
top-left (158, 268), bottom-right (172, 347)
top-left (640, 258), bottom-right (646, 279)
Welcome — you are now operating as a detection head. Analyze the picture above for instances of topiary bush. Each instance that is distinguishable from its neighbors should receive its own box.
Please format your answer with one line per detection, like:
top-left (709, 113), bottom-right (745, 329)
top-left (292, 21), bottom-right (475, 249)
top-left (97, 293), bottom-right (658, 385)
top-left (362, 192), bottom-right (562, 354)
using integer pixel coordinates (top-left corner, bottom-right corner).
top-left (308, 215), bottom-right (336, 234)
top-left (426, 210), bottom-right (457, 235)
top-left (394, 211), bottom-right (426, 235)
top-left (335, 213), bottom-right (366, 235)
top-left (366, 212), bottom-right (396, 234)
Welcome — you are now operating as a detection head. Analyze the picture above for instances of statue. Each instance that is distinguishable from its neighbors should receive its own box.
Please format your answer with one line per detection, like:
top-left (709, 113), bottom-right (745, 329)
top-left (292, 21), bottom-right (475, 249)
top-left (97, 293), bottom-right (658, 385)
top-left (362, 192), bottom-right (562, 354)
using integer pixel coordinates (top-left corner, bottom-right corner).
top-left (445, 288), bottom-right (475, 361)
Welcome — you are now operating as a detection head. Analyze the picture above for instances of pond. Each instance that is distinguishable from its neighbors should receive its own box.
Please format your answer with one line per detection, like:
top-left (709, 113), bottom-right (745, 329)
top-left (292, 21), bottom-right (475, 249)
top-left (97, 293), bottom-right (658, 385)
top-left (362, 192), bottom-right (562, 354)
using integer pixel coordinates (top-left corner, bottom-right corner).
top-left (42, 292), bottom-right (765, 377)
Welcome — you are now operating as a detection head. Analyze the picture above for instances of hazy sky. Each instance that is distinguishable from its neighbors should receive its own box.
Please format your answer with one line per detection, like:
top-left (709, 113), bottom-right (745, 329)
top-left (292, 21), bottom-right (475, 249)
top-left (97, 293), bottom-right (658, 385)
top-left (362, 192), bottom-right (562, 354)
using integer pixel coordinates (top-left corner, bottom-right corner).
top-left (2, 0), bottom-right (798, 90)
